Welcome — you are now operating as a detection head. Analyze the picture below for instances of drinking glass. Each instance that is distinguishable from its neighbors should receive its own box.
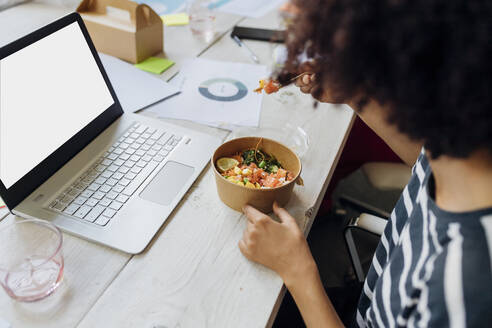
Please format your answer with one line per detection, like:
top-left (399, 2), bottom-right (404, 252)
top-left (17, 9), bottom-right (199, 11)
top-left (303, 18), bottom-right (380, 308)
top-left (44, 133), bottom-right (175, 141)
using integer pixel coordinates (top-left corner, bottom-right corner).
top-left (0, 219), bottom-right (64, 302)
top-left (188, 0), bottom-right (216, 43)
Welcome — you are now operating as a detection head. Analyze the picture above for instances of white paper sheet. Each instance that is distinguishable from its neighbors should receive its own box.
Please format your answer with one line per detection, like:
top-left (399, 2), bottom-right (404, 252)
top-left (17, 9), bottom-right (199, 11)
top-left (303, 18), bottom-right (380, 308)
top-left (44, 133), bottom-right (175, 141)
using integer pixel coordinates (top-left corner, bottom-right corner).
top-left (99, 54), bottom-right (180, 113)
top-left (0, 207), bottom-right (8, 220)
top-left (209, 0), bottom-right (285, 18)
top-left (146, 58), bottom-right (266, 129)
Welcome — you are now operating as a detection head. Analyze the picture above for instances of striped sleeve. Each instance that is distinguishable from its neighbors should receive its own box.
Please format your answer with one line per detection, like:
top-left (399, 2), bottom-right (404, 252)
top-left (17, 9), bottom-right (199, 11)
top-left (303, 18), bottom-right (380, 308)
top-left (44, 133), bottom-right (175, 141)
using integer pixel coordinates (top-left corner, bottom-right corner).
top-left (407, 221), bottom-right (492, 327)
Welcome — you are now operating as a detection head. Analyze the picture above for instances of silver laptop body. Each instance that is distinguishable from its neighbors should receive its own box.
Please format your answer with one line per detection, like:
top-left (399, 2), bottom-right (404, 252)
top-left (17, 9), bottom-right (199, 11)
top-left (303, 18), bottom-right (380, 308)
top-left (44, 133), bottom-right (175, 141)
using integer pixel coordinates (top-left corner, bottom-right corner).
top-left (0, 13), bottom-right (221, 254)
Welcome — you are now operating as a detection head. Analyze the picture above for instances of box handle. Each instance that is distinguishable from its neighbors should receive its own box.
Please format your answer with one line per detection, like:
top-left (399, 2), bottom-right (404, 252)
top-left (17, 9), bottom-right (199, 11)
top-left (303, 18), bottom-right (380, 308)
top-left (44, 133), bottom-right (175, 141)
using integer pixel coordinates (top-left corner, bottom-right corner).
top-left (135, 4), bottom-right (162, 29)
top-left (77, 0), bottom-right (162, 29)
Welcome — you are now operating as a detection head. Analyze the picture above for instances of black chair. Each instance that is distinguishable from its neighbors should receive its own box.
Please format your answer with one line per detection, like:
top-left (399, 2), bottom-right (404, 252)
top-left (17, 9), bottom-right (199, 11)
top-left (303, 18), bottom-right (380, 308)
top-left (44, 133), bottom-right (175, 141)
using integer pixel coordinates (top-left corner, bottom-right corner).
top-left (340, 162), bottom-right (411, 282)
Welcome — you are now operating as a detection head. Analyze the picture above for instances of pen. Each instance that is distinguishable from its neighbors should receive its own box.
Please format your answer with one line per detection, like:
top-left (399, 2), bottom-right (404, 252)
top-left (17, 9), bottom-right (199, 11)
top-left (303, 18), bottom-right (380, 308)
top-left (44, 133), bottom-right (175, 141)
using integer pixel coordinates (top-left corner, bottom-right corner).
top-left (231, 35), bottom-right (260, 64)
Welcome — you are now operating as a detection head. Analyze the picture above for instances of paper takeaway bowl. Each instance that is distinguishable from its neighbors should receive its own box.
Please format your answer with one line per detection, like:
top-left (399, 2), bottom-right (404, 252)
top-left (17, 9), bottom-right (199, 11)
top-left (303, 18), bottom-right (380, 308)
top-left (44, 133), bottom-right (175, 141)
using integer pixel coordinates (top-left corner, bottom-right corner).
top-left (212, 137), bottom-right (302, 213)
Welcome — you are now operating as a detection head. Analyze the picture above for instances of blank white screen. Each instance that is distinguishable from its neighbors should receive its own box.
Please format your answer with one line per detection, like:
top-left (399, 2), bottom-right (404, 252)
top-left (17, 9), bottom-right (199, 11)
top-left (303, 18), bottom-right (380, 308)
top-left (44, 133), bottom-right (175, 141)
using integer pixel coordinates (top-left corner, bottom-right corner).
top-left (0, 22), bottom-right (114, 189)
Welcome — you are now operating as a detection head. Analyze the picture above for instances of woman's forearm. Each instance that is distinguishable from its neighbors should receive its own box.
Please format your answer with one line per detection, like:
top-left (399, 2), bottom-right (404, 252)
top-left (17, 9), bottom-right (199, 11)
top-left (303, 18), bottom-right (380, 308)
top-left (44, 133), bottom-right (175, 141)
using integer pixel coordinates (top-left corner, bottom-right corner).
top-left (284, 262), bottom-right (344, 328)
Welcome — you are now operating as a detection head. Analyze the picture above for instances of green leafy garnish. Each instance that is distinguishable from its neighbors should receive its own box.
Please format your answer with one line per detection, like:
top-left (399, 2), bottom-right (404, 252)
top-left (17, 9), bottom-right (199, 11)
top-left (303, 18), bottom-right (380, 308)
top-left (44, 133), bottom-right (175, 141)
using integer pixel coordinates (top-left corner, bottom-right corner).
top-left (242, 149), bottom-right (265, 165)
top-left (241, 149), bottom-right (282, 173)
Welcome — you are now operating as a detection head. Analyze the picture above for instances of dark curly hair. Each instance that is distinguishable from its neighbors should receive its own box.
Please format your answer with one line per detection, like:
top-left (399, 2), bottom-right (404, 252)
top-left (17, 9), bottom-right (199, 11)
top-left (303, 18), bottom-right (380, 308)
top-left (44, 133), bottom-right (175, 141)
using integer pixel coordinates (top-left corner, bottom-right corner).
top-left (279, 0), bottom-right (491, 159)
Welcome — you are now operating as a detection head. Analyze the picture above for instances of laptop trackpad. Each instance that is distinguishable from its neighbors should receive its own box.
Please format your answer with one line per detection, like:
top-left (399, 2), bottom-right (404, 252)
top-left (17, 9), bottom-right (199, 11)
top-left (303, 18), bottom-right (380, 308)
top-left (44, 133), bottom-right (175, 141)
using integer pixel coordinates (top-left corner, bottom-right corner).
top-left (139, 161), bottom-right (195, 206)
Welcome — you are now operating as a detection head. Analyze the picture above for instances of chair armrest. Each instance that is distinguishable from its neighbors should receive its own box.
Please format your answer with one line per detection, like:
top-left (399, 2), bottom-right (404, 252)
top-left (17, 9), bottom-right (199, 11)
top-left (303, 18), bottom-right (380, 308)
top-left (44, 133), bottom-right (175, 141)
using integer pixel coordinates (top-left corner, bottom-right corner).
top-left (343, 213), bottom-right (388, 282)
top-left (356, 213), bottom-right (387, 235)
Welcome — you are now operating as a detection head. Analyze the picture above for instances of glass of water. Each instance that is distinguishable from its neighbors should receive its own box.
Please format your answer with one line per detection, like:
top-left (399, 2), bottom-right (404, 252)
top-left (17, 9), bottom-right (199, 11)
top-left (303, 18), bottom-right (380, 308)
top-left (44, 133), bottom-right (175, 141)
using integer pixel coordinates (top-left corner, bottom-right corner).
top-left (0, 219), bottom-right (64, 302)
top-left (188, 0), bottom-right (216, 43)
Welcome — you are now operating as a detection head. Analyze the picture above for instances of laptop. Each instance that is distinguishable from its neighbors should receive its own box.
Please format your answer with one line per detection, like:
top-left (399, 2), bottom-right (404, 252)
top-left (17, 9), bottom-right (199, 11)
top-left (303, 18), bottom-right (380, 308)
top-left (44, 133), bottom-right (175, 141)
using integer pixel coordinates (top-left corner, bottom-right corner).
top-left (0, 13), bottom-right (221, 254)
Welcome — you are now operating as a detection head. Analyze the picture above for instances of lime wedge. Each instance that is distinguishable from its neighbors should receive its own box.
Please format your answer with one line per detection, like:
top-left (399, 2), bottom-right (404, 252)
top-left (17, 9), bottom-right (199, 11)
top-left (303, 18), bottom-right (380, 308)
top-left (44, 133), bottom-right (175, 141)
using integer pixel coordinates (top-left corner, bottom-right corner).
top-left (217, 157), bottom-right (239, 173)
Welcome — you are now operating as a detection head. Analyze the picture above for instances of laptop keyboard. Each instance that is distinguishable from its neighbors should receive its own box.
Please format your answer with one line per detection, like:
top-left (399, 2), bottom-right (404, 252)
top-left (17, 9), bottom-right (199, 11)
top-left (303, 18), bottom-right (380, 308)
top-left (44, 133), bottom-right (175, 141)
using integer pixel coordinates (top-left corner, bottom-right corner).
top-left (48, 122), bottom-right (182, 226)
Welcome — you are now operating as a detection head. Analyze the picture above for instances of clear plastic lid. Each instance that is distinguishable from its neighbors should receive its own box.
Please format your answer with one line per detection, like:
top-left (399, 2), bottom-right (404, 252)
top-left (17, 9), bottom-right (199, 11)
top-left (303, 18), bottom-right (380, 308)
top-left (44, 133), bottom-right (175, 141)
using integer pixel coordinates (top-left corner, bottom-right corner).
top-left (228, 123), bottom-right (310, 159)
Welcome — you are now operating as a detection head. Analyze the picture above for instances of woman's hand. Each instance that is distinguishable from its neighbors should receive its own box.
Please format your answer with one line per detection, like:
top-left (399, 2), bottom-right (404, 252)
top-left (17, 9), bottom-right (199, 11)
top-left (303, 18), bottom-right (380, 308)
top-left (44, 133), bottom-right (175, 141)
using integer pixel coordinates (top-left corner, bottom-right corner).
top-left (238, 202), bottom-right (317, 285)
top-left (295, 73), bottom-right (345, 104)
top-left (293, 61), bottom-right (348, 104)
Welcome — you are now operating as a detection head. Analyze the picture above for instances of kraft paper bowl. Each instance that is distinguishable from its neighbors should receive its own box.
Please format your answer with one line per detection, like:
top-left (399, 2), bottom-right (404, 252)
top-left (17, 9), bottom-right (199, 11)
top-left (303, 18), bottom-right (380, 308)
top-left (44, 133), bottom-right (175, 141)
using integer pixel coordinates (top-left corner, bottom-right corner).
top-left (212, 137), bottom-right (302, 213)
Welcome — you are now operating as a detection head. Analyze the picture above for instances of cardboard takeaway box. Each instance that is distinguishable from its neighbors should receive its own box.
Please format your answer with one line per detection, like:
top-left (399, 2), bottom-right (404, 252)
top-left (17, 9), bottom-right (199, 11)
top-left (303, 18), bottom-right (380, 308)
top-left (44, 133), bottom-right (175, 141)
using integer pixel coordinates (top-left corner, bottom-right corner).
top-left (77, 0), bottom-right (163, 64)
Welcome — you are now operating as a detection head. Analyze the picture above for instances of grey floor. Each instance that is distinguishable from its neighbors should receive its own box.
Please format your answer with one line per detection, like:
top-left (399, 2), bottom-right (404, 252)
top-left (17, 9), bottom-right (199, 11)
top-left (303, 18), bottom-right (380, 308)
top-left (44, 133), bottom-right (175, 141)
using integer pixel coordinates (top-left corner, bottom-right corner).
top-left (308, 169), bottom-right (402, 287)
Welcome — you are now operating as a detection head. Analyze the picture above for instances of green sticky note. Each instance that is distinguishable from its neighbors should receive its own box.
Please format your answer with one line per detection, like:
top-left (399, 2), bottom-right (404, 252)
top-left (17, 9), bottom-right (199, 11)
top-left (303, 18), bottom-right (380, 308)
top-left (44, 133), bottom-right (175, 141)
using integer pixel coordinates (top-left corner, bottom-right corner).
top-left (161, 13), bottom-right (189, 26)
top-left (134, 57), bottom-right (175, 74)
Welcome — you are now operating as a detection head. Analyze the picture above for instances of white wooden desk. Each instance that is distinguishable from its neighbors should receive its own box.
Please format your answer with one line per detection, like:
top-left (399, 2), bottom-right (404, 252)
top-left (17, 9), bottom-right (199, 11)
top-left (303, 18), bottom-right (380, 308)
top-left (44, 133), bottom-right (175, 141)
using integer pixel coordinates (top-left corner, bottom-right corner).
top-left (0, 2), bottom-right (354, 327)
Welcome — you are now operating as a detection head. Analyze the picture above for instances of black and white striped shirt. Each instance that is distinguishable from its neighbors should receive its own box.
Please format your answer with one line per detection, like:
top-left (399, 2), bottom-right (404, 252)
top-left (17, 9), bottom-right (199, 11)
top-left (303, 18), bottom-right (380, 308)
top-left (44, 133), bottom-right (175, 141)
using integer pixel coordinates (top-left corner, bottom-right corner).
top-left (356, 149), bottom-right (492, 327)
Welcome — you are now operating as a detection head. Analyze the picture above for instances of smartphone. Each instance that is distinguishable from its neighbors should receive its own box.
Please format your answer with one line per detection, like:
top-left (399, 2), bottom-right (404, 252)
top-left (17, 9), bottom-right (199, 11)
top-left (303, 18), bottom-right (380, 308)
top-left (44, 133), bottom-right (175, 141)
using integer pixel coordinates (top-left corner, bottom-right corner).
top-left (231, 26), bottom-right (285, 43)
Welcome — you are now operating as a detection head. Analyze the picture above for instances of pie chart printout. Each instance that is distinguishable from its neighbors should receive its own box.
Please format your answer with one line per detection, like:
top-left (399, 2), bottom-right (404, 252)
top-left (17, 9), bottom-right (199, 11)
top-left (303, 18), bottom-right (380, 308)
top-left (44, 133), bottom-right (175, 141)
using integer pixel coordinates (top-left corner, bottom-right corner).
top-left (146, 58), bottom-right (266, 127)
top-left (198, 78), bottom-right (248, 102)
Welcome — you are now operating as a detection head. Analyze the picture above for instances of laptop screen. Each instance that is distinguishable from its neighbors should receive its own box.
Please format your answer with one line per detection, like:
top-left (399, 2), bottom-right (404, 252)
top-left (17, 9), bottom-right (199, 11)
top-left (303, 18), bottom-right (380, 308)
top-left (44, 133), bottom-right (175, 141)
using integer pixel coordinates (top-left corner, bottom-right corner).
top-left (0, 22), bottom-right (114, 189)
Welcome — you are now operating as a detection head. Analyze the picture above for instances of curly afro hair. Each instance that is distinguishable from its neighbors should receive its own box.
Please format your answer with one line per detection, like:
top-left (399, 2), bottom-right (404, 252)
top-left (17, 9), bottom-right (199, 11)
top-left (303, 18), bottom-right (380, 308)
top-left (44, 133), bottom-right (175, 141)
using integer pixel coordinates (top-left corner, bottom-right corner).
top-left (279, 0), bottom-right (491, 159)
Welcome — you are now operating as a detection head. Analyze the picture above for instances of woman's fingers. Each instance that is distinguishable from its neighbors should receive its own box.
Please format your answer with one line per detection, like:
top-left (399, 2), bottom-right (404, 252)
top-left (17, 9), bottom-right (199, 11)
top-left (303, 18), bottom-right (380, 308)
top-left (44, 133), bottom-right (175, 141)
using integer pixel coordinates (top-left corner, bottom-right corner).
top-left (239, 219), bottom-right (259, 260)
top-left (243, 204), bottom-right (267, 223)
top-left (295, 73), bottom-right (314, 87)
top-left (301, 74), bottom-right (311, 85)
top-left (242, 224), bottom-right (252, 242)
top-left (244, 203), bottom-right (296, 226)
top-left (273, 202), bottom-right (297, 227)
top-left (238, 239), bottom-right (250, 258)
top-left (295, 77), bottom-right (305, 88)
top-left (296, 74), bottom-right (316, 94)
top-left (245, 219), bottom-right (255, 236)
